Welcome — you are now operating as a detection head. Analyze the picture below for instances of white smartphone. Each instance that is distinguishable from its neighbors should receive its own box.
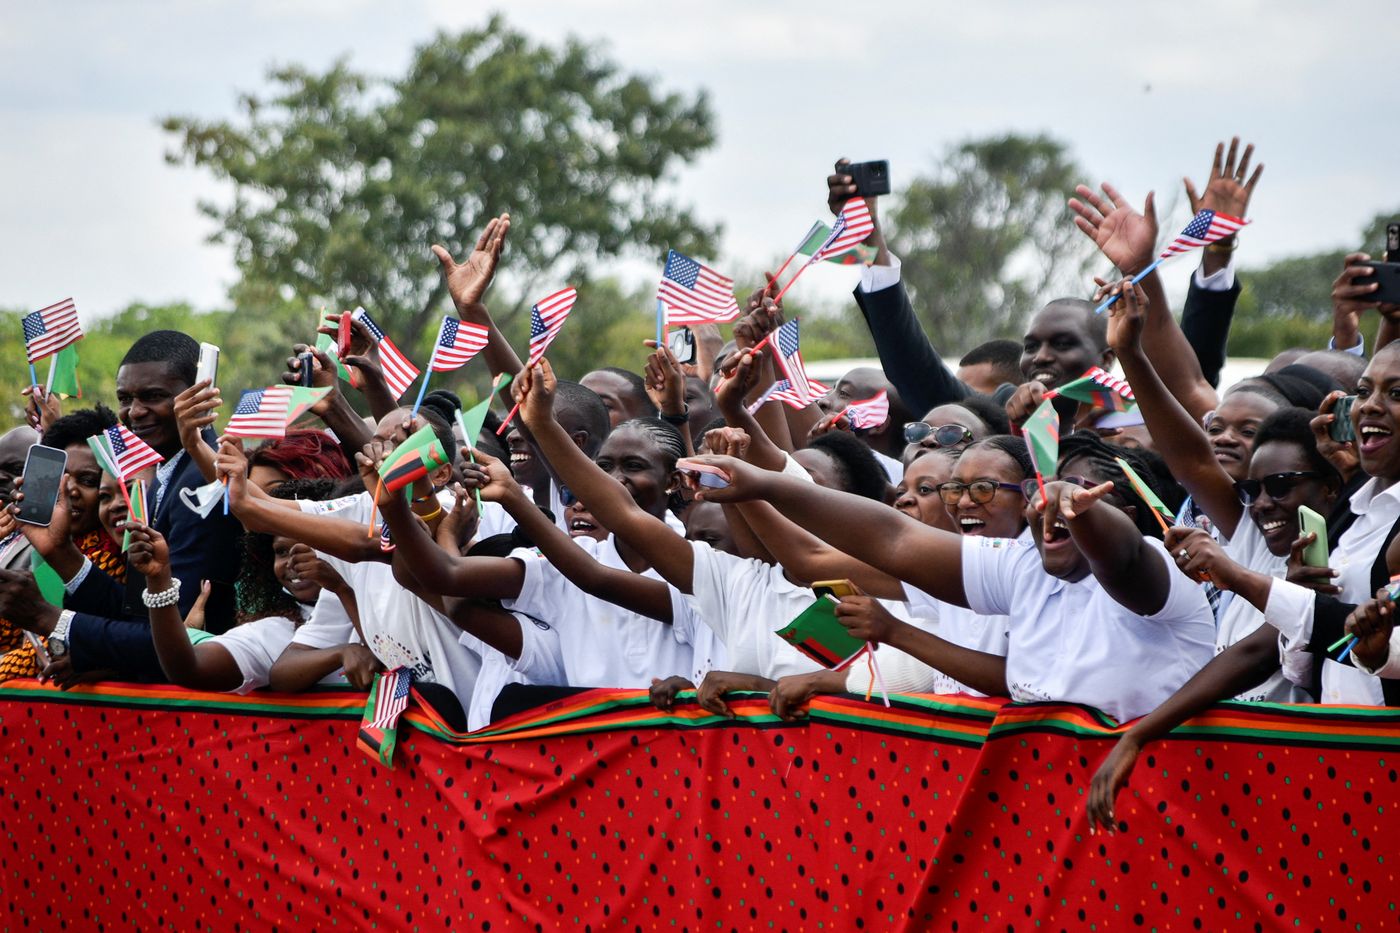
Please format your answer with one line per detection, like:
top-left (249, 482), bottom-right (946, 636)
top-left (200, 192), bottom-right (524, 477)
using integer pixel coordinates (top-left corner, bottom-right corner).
top-left (23, 631), bottom-right (50, 669)
top-left (196, 342), bottom-right (220, 387)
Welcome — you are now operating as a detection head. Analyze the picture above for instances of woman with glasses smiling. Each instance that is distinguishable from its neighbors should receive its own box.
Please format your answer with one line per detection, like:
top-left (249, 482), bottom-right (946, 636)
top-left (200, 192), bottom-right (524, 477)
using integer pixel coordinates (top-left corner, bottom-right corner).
top-left (900, 397), bottom-right (1008, 465)
top-left (1105, 279), bottom-right (1340, 702)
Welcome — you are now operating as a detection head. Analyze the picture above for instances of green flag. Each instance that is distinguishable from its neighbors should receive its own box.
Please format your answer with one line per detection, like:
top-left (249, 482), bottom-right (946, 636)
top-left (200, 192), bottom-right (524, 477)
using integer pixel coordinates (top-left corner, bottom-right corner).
top-left (377, 424), bottom-right (449, 493)
top-left (1114, 456), bottom-right (1173, 522)
top-left (775, 597), bottom-right (868, 670)
top-left (314, 333), bottom-right (354, 383)
top-left (1023, 399), bottom-right (1060, 482)
top-left (29, 550), bottom-right (66, 607)
top-left (283, 386), bottom-right (330, 423)
top-left (46, 344), bottom-right (82, 399)
top-left (793, 220), bottom-right (879, 267)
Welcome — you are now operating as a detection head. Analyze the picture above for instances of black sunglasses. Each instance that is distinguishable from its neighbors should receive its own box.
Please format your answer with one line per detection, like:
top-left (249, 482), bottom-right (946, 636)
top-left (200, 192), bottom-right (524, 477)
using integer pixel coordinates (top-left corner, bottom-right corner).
top-left (936, 480), bottom-right (1024, 506)
top-left (1234, 471), bottom-right (1322, 506)
top-left (903, 423), bottom-right (973, 447)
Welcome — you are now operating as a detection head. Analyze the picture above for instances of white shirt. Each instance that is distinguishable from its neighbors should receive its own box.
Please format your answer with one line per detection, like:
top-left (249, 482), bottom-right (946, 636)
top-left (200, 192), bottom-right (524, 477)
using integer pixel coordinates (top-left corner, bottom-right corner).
top-left (879, 579), bottom-right (1016, 698)
top-left (668, 587), bottom-right (728, 685)
top-left (210, 616), bottom-right (298, 694)
top-left (297, 493), bottom-right (482, 706)
top-left (961, 535), bottom-right (1215, 724)
top-left (458, 612), bottom-right (568, 732)
top-left (1216, 519), bottom-right (1307, 703)
top-left (873, 450), bottom-right (904, 485)
top-left (502, 535), bottom-right (694, 688)
top-left (685, 542), bottom-right (825, 680)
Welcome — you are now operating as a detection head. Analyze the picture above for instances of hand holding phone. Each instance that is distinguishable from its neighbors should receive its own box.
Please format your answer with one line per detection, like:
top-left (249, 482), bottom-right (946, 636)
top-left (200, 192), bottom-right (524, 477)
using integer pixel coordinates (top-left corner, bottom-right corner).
top-left (676, 458), bottom-right (730, 489)
top-left (1329, 395), bottom-right (1357, 444)
top-left (337, 312), bottom-right (354, 358)
top-left (15, 445), bottom-right (67, 527)
top-left (1297, 505), bottom-right (1329, 569)
top-left (298, 351), bottom-right (316, 387)
top-left (196, 342), bottom-right (220, 387)
top-left (842, 160), bottom-right (891, 198)
top-left (667, 327), bottom-right (697, 366)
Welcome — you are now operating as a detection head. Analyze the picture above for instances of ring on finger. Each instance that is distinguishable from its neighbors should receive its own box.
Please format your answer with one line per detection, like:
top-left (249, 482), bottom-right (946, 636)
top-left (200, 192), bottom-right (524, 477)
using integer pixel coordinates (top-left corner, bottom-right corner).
top-left (1177, 549), bottom-right (1189, 560)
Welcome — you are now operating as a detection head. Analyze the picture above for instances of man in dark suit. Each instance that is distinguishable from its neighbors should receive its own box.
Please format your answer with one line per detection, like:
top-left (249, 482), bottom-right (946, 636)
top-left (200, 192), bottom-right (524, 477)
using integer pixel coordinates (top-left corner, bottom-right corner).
top-left (0, 331), bottom-right (242, 683)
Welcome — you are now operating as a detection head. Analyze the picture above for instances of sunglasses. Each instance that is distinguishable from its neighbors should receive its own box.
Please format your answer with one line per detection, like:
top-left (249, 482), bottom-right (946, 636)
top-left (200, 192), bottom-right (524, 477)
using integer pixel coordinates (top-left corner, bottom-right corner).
top-left (903, 423), bottom-right (974, 447)
top-left (558, 485), bottom-right (578, 508)
top-left (936, 480), bottom-right (1024, 506)
top-left (1018, 474), bottom-right (1097, 502)
top-left (1234, 471), bottom-right (1321, 506)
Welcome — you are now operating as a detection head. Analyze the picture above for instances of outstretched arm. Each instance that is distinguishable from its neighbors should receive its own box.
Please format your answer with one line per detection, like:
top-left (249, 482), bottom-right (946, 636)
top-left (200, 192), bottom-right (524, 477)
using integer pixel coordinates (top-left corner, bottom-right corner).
top-left (518, 361), bottom-right (699, 594)
top-left (1040, 478), bottom-right (1170, 616)
top-left (735, 499), bottom-right (905, 598)
top-left (835, 595), bottom-right (1008, 697)
top-left (686, 454), bottom-right (967, 605)
top-left (1105, 278), bottom-right (1244, 536)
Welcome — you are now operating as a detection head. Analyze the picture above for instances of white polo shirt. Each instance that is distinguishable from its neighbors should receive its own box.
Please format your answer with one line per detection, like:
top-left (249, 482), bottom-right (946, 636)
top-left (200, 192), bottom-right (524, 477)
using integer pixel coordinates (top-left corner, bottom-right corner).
top-left (1215, 518), bottom-right (1307, 703)
top-left (459, 612), bottom-right (568, 732)
top-left (961, 535), bottom-right (1215, 724)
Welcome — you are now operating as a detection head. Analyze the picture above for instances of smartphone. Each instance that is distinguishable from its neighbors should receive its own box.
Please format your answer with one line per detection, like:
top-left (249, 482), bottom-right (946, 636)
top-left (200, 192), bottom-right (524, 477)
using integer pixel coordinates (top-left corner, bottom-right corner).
top-left (667, 327), bottom-right (697, 366)
top-left (23, 631), bottom-right (50, 669)
top-left (1297, 505), bottom-right (1329, 568)
top-left (812, 579), bottom-right (858, 600)
top-left (15, 445), bottom-right (67, 526)
top-left (676, 458), bottom-right (730, 489)
top-left (843, 160), bottom-right (891, 197)
top-left (298, 351), bottom-right (315, 387)
top-left (1385, 221), bottom-right (1399, 263)
top-left (1354, 261), bottom-right (1400, 306)
top-left (337, 311), bottom-right (354, 358)
top-left (1330, 395), bottom-right (1356, 443)
top-left (196, 342), bottom-right (220, 387)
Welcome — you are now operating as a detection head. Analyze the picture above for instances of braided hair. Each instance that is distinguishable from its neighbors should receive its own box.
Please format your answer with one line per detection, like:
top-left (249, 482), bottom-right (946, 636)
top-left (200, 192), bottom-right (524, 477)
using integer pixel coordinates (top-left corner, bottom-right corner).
top-left (234, 478), bottom-right (338, 625)
top-left (1057, 430), bottom-right (1184, 539)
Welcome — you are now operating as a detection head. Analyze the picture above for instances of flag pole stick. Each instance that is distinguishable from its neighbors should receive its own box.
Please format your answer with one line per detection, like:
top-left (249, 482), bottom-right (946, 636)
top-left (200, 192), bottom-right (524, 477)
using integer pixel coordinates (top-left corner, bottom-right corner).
top-left (1094, 258), bottom-right (1164, 314)
top-left (367, 477), bottom-right (384, 538)
top-left (655, 299), bottom-right (665, 350)
top-left (28, 363), bottom-right (38, 388)
top-left (768, 251), bottom-right (798, 291)
top-left (772, 261), bottom-right (812, 304)
top-left (496, 398), bottom-right (522, 436)
top-left (45, 356), bottom-right (57, 395)
top-left (410, 345), bottom-right (438, 417)
top-left (867, 644), bottom-right (891, 708)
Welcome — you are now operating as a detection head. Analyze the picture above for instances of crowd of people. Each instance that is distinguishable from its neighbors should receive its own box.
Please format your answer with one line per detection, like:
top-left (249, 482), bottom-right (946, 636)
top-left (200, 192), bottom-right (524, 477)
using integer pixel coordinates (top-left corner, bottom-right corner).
top-left (2, 137), bottom-right (1399, 832)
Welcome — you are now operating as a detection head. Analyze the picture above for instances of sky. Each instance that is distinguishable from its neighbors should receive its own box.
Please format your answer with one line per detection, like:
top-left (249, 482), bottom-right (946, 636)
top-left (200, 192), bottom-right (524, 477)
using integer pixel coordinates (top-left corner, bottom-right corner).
top-left (4, 1), bottom-right (1399, 322)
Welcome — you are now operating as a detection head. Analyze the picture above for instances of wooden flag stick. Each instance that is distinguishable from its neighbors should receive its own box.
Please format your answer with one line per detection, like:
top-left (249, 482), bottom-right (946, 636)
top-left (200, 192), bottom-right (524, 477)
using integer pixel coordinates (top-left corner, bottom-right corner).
top-left (367, 476), bottom-right (384, 538)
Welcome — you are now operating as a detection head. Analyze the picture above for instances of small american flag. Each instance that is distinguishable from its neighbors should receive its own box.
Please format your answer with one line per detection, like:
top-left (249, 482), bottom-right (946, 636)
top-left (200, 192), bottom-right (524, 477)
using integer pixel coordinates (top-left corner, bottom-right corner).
top-left (351, 307), bottom-right (420, 400)
top-left (807, 199), bottom-right (875, 266)
top-left (747, 377), bottom-right (830, 413)
top-left (657, 250), bottom-right (741, 325)
top-left (368, 667), bottom-right (413, 729)
top-left (225, 386), bottom-right (293, 438)
top-left (1158, 209), bottom-right (1248, 260)
top-left (525, 287), bottom-right (578, 367)
top-left (843, 390), bottom-right (890, 430)
top-left (429, 317), bottom-right (488, 373)
top-left (22, 298), bottom-right (83, 363)
top-left (94, 425), bottom-right (164, 479)
top-left (773, 319), bottom-right (814, 404)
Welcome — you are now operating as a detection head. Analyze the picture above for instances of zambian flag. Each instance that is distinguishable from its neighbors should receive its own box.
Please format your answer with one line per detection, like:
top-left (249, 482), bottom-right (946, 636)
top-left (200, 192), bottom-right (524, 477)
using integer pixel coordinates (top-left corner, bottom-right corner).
top-left (377, 424), bottom-right (449, 494)
top-left (1114, 456), bottom-right (1174, 523)
top-left (1046, 367), bottom-right (1135, 413)
top-left (1023, 398), bottom-right (1060, 482)
top-left (793, 220), bottom-right (879, 267)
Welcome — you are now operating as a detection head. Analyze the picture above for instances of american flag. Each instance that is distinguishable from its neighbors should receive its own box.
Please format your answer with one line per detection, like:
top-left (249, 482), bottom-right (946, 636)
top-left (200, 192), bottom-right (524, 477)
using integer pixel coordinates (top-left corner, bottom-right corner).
top-left (525, 287), bottom-right (579, 367)
top-left (351, 307), bottom-right (420, 400)
top-left (428, 317), bottom-right (489, 373)
top-left (806, 199), bottom-right (876, 266)
top-left (843, 390), bottom-right (890, 430)
top-left (747, 377), bottom-right (830, 413)
top-left (22, 298), bottom-right (83, 363)
top-left (657, 250), bottom-right (741, 324)
top-left (93, 425), bottom-right (164, 479)
top-left (1158, 209), bottom-right (1248, 260)
top-left (367, 667), bottom-right (413, 729)
top-left (773, 319), bottom-right (815, 404)
top-left (225, 386), bottom-right (293, 438)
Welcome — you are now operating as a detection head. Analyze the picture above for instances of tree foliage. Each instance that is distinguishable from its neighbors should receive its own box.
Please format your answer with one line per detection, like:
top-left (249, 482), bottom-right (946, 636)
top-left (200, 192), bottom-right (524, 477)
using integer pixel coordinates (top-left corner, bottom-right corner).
top-left (886, 134), bottom-right (1095, 351)
top-left (162, 15), bottom-right (718, 360)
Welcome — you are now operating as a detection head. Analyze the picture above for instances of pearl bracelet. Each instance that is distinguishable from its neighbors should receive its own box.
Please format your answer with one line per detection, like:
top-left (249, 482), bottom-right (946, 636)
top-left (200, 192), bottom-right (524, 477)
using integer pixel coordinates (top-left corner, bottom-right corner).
top-left (142, 578), bottom-right (183, 609)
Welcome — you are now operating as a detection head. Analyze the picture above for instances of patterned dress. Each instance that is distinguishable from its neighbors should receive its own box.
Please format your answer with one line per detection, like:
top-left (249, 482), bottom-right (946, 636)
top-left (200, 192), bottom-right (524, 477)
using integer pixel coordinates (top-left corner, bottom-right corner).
top-left (0, 530), bottom-right (125, 681)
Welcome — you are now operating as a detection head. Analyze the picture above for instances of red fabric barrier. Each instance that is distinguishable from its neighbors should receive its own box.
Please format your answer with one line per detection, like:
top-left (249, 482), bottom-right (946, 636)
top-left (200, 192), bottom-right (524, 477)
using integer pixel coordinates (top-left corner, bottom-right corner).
top-left (1, 680), bottom-right (1397, 931)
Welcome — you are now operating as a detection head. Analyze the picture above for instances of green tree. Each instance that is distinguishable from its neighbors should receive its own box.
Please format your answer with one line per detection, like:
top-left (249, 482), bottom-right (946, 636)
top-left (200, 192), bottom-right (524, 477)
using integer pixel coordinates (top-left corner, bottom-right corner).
top-left (886, 134), bottom-right (1094, 351)
top-left (162, 15), bottom-right (718, 363)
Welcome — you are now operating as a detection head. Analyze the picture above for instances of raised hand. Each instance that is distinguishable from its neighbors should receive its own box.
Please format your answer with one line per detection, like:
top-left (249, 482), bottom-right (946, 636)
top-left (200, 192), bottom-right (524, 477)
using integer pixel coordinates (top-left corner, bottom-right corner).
top-left (1037, 478), bottom-right (1115, 537)
top-left (701, 426), bottom-right (751, 459)
top-left (1003, 382), bottom-right (1047, 430)
top-left (469, 448), bottom-right (522, 504)
top-left (173, 379), bottom-right (222, 444)
top-left (1183, 137), bottom-right (1262, 219)
top-left (21, 385), bottom-right (62, 434)
top-left (1309, 391), bottom-right (1360, 484)
top-left (1069, 182), bottom-right (1158, 275)
top-left (1162, 526), bottom-right (1232, 586)
top-left (1285, 531), bottom-right (1340, 595)
top-left (516, 360), bottom-right (559, 428)
top-left (826, 157), bottom-right (880, 238)
top-left (124, 521), bottom-right (170, 579)
top-left (432, 213), bottom-right (511, 314)
top-left (355, 440), bottom-right (395, 504)
top-left (1099, 277), bottom-right (1149, 354)
top-left (183, 580), bottom-right (212, 631)
top-left (679, 454), bottom-right (766, 503)
top-left (287, 543), bottom-right (345, 594)
top-left (9, 474), bottom-right (72, 558)
top-left (833, 595), bottom-right (897, 645)
top-left (732, 297), bottom-right (782, 351)
top-left (714, 348), bottom-right (767, 413)
top-left (1344, 588), bottom-right (1397, 671)
top-left (435, 484), bottom-right (480, 552)
top-left (213, 437), bottom-right (249, 507)
top-left (642, 342), bottom-right (686, 417)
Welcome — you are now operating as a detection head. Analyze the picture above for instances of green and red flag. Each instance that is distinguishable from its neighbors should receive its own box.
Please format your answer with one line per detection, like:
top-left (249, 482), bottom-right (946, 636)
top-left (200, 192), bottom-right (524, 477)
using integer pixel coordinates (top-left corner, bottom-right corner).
top-left (122, 479), bottom-right (148, 551)
top-left (378, 424), bottom-right (449, 494)
top-left (1023, 399), bottom-right (1060, 497)
top-left (775, 597), bottom-right (869, 670)
top-left (225, 386), bottom-right (329, 439)
top-left (1046, 367), bottom-right (1135, 413)
top-left (46, 344), bottom-right (82, 399)
top-left (314, 333), bottom-right (354, 384)
top-left (1114, 456), bottom-right (1174, 531)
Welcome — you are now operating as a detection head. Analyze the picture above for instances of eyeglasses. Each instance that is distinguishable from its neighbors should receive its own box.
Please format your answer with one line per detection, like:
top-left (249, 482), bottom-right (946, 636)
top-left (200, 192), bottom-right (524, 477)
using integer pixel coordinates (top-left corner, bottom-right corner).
top-left (936, 480), bottom-right (1024, 506)
top-left (1234, 472), bottom-right (1322, 506)
top-left (903, 423), bottom-right (974, 447)
top-left (1019, 474), bottom-right (1097, 501)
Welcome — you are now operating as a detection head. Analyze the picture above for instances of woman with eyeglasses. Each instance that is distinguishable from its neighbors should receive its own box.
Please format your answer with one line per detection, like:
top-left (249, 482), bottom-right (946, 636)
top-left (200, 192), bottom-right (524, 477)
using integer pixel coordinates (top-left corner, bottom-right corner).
top-left (900, 396), bottom-right (1009, 465)
top-left (1106, 279), bottom-right (1340, 702)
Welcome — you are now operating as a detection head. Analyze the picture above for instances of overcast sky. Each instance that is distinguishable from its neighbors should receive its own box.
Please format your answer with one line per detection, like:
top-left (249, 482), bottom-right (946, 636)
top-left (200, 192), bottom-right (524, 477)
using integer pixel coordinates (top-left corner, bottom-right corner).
top-left (4, 1), bottom-right (1398, 321)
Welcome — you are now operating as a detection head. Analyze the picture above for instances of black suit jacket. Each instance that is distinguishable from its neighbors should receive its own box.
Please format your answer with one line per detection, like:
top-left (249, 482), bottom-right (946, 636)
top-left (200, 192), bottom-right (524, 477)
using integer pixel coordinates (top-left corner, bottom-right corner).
top-left (1179, 276), bottom-right (1242, 390)
top-left (853, 279), bottom-right (970, 416)
top-left (66, 430), bottom-right (242, 679)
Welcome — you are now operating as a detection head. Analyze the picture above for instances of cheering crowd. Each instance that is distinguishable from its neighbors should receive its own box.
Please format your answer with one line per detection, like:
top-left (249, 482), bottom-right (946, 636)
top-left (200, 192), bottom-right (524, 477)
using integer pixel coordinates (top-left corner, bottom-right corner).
top-left (2, 137), bottom-right (1399, 832)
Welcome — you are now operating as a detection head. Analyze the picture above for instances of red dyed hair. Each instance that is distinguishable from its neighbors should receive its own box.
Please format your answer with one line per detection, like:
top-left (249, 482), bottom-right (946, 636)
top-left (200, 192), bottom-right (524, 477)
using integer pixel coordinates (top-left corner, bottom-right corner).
top-left (248, 429), bottom-right (352, 481)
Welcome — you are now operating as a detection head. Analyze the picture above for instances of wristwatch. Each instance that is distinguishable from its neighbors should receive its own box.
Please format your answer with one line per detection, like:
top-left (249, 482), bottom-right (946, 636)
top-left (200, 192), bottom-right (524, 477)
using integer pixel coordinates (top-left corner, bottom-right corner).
top-left (660, 406), bottom-right (689, 427)
top-left (48, 609), bottom-right (75, 659)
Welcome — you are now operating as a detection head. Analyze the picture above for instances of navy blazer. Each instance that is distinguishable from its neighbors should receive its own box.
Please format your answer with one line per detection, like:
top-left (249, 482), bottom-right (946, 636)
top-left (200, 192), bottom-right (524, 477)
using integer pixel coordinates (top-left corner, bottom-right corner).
top-left (66, 430), bottom-right (242, 679)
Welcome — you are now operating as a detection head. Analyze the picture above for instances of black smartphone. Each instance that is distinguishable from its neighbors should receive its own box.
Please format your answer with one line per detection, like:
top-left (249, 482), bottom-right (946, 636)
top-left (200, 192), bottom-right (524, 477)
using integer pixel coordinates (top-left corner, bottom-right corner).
top-left (666, 327), bottom-right (697, 366)
top-left (1330, 395), bottom-right (1356, 443)
top-left (1386, 221), bottom-right (1399, 262)
top-left (1354, 261), bottom-right (1400, 305)
top-left (298, 351), bottom-right (315, 387)
top-left (843, 160), bottom-right (891, 197)
top-left (16, 444), bottom-right (67, 526)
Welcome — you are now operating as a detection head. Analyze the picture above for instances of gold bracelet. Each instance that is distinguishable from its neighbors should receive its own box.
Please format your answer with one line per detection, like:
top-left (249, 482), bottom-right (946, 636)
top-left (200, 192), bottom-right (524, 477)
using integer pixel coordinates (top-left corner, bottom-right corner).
top-left (1205, 236), bottom-right (1238, 254)
top-left (413, 505), bottom-right (443, 523)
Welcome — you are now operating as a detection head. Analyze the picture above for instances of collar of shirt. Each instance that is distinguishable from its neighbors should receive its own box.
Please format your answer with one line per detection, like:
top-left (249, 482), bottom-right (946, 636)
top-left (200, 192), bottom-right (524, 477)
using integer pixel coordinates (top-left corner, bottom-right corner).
top-left (152, 449), bottom-right (187, 517)
top-left (1345, 476), bottom-right (1400, 517)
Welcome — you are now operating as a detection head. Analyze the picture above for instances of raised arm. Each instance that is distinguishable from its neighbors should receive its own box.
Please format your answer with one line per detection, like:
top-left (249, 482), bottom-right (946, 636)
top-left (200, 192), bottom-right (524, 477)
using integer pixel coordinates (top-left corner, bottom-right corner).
top-left (1106, 279), bottom-right (1244, 536)
top-left (433, 213), bottom-right (523, 401)
top-left (518, 361), bottom-right (698, 593)
top-left (687, 454), bottom-right (967, 605)
top-left (735, 500), bottom-right (905, 598)
top-left (712, 347), bottom-right (788, 473)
